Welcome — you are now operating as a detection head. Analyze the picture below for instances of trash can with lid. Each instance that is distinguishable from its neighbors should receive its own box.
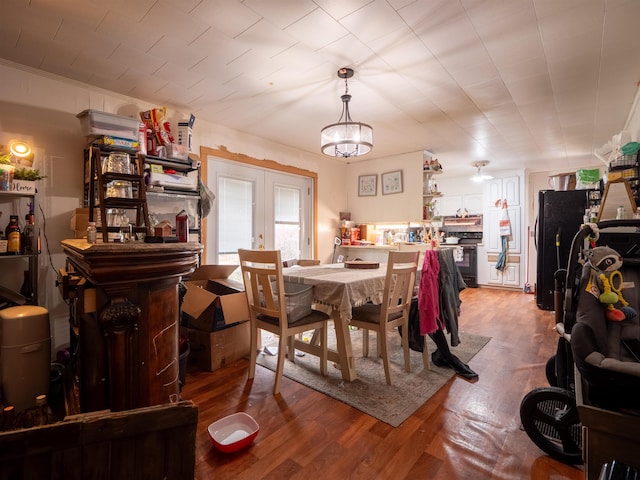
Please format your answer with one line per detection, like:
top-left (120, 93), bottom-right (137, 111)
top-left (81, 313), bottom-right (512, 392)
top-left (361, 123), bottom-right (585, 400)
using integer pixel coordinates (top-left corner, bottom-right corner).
top-left (0, 305), bottom-right (51, 412)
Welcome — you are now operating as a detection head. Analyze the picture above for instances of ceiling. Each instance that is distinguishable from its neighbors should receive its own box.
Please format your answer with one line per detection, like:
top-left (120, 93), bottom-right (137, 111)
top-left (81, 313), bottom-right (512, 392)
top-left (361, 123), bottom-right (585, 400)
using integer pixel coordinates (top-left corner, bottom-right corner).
top-left (1, 0), bottom-right (639, 178)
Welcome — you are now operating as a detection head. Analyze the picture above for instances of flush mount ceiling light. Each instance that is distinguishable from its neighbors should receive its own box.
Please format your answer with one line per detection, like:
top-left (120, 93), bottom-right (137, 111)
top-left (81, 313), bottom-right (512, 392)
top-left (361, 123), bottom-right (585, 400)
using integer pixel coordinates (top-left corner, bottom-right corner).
top-left (321, 67), bottom-right (373, 158)
top-left (471, 160), bottom-right (493, 183)
top-left (9, 140), bottom-right (32, 157)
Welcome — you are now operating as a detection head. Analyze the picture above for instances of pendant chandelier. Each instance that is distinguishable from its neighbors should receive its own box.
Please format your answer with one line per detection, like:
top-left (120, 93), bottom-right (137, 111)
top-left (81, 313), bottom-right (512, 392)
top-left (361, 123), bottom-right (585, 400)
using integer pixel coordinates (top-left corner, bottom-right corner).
top-left (321, 67), bottom-right (373, 158)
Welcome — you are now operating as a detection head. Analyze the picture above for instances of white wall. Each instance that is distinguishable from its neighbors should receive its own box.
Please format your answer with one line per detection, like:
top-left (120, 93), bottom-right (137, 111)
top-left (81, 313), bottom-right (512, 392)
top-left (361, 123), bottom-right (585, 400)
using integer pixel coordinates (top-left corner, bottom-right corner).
top-left (346, 151), bottom-right (423, 223)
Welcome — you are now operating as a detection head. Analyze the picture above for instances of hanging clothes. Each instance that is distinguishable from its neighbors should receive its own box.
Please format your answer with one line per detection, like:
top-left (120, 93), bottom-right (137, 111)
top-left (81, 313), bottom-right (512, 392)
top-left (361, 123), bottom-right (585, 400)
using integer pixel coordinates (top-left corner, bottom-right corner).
top-left (437, 248), bottom-right (466, 346)
top-left (418, 249), bottom-right (442, 335)
top-left (495, 199), bottom-right (511, 271)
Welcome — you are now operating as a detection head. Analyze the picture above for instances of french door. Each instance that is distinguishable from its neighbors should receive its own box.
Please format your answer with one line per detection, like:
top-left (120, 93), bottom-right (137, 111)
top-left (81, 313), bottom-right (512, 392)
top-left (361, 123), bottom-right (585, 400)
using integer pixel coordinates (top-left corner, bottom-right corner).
top-left (206, 157), bottom-right (313, 272)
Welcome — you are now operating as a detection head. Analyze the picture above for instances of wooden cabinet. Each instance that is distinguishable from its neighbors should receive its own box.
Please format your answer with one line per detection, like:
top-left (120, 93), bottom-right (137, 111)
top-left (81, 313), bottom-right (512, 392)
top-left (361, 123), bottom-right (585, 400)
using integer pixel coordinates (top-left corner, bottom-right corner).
top-left (61, 239), bottom-right (201, 412)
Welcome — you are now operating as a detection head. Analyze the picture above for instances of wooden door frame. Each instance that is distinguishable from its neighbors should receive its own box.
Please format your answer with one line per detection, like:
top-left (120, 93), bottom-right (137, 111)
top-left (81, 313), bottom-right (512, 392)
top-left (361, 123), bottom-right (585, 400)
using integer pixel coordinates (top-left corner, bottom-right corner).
top-left (199, 145), bottom-right (318, 264)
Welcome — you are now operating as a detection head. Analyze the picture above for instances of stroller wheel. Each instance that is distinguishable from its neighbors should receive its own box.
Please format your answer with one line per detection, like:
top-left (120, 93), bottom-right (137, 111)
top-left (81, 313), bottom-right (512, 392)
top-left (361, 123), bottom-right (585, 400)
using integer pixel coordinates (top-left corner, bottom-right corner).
top-left (520, 387), bottom-right (583, 465)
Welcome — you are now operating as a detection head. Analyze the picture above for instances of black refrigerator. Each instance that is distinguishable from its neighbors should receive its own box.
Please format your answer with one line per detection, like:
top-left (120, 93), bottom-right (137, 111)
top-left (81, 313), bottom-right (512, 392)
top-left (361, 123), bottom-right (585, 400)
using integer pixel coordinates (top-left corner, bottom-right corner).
top-left (535, 190), bottom-right (591, 310)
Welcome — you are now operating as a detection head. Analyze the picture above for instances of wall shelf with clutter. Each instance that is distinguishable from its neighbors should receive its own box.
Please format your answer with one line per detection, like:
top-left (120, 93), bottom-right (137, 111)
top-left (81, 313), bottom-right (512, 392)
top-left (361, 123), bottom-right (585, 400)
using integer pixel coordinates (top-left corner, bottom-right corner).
top-left (0, 137), bottom-right (40, 305)
top-left (78, 108), bottom-right (201, 244)
top-left (605, 141), bottom-right (640, 209)
top-left (422, 155), bottom-right (444, 221)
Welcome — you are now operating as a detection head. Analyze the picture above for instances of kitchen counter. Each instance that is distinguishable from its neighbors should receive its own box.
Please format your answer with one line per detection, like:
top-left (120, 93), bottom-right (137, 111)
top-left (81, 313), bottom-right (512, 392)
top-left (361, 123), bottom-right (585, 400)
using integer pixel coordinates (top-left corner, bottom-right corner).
top-left (337, 243), bottom-right (434, 264)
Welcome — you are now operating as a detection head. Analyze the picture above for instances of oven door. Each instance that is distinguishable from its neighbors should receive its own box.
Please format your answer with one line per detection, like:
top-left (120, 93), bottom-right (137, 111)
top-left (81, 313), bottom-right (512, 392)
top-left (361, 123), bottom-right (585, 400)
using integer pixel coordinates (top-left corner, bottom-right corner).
top-left (454, 245), bottom-right (478, 287)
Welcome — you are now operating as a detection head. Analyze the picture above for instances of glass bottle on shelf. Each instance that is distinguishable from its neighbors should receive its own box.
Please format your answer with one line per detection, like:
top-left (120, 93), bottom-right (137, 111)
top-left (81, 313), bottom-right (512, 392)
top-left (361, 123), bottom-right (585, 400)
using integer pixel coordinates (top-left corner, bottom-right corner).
top-left (22, 202), bottom-right (35, 254)
top-left (119, 216), bottom-right (132, 243)
top-left (86, 221), bottom-right (97, 244)
top-left (5, 215), bottom-right (21, 255)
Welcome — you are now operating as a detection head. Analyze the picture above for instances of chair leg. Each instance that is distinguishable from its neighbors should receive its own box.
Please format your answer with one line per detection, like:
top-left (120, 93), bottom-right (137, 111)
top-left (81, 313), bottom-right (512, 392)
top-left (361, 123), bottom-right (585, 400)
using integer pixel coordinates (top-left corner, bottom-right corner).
top-left (320, 323), bottom-right (328, 376)
top-left (362, 328), bottom-right (369, 357)
top-left (379, 327), bottom-right (392, 385)
top-left (248, 323), bottom-right (258, 381)
top-left (273, 336), bottom-right (287, 395)
top-left (287, 335), bottom-right (296, 363)
top-left (421, 335), bottom-right (430, 370)
top-left (403, 325), bottom-right (411, 374)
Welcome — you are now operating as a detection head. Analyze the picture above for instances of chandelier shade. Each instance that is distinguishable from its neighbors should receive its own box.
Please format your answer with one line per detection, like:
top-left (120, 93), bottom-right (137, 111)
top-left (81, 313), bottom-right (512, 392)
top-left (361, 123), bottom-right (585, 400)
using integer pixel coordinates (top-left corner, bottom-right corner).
top-left (321, 68), bottom-right (373, 158)
top-left (471, 160), bottom-right (493, 182)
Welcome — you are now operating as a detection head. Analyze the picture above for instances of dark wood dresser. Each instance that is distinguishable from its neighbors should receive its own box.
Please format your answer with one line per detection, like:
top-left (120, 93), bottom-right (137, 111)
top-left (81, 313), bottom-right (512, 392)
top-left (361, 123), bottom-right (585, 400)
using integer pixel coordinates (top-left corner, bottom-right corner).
top-left (60, 239), bottom-right (202, 412)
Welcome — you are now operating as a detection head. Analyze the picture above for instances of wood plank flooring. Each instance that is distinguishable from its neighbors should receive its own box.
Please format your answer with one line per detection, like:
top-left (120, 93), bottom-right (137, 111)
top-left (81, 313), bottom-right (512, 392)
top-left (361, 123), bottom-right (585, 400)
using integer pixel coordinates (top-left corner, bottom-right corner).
top-left (181, 287), bottom-right (585, 479)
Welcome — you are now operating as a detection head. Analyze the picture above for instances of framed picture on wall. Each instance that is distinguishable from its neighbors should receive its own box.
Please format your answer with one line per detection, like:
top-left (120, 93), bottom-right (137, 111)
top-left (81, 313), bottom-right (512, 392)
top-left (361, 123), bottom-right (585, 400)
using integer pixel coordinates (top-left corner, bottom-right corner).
top-left (358, 174), bottom-right (377, 196)
top-left (381, 170), bottom-right (403, 195)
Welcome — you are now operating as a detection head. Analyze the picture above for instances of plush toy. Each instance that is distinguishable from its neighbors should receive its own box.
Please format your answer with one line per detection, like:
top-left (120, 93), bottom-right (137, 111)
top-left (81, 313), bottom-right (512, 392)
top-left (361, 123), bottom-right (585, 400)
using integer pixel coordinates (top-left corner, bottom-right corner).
top-left (584, 246), bottom-right (637, 322)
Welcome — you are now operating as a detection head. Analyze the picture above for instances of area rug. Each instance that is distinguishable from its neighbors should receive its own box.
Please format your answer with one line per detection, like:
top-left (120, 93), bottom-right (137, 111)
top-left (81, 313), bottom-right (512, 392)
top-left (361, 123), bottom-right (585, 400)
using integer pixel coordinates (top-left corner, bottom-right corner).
top-left (256, 328), bottom-right (491, 427)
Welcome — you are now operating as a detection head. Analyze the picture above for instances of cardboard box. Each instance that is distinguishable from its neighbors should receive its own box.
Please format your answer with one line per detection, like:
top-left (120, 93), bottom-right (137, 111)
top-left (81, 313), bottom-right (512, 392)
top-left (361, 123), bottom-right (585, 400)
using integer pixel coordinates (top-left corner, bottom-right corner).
top-left (180, 321), bottom-right (250, 372)
top-left (72, 208), bottom-right (101, 238)
top-left (182, 265), bottom-right (250, 332)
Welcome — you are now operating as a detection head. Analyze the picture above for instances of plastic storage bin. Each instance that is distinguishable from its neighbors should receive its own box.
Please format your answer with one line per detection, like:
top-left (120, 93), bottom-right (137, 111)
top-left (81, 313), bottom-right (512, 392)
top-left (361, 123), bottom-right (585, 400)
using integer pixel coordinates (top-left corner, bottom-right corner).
top-left (0, 305), bottom-right (51, 411)
top-left (77, 109), bottom-right (141, 140)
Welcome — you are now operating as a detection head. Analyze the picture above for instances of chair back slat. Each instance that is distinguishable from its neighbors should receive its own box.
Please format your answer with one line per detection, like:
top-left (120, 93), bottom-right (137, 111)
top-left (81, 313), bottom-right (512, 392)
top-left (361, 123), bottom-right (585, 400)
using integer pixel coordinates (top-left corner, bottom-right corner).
top-left (382, 251), bottom-right (419, 318)
top-left (238, 249), bottom-right (287, 321)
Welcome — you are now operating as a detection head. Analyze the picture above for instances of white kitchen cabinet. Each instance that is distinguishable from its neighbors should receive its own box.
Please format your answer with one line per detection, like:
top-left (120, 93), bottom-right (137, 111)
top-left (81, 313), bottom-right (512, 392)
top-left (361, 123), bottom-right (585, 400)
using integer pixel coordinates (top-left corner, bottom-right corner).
top-left (485, 175), bottom-right (520, 207)
top-left (488, 261), bottom-right (521, 287)
top-left (441, 193), bottom-right (483, 216)
top-left (464, 194), bottom-right (483, 215)
top-left (481, 173), bottom-right (524, 289)
top-left (485, 205), bottom-right (521, 254)
top-left (440, 195), bottom-right (462, 216)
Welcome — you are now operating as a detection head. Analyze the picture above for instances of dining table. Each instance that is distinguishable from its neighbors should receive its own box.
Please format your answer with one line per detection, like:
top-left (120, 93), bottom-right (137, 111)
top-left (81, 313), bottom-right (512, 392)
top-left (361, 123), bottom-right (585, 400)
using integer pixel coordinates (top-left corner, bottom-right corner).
top-left (283, 262), bottom-right (389, 381)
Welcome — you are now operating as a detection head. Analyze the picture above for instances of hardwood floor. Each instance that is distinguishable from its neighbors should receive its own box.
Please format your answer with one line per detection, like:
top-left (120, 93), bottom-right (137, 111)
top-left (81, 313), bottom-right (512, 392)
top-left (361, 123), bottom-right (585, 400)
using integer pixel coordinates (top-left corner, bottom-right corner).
top-left (182, 287), bottom-right (585, 479)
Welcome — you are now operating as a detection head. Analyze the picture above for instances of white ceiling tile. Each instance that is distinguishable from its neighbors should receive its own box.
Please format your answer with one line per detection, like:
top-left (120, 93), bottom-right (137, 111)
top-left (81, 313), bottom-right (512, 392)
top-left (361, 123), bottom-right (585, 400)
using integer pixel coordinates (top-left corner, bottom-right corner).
top-left (284, 8), bottom-right (349, 50)
top-left (316, 34), bottom-right (375, 70)
top-left (140, 1), bottom-right (210, 45)
top-left (97, 11), bottom-right (164, 53)
top-left (313, 0), bottom-right (374, 21)
top-left (339, 0), bottom-right (408, 44)
top-left (242, 0), bottom-right (318, 29)
top-left (108, 45), bottom-right (166, 76)
top-left (399, 0), bottom-right (466, 31)
top-left (234, 19), bottom-right (298, 59)
top-left (190, 0), bottom-right (263, 39)
top-left (463, 77), bottom-right (512, 110)
top-left (507, 74), bottom-right (554, 107)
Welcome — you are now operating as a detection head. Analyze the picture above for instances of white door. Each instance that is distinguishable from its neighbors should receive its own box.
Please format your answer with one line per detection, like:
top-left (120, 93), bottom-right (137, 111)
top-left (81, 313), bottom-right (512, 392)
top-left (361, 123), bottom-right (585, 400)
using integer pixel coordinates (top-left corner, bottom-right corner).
top-left (206, 157), bottom-right (313, 270)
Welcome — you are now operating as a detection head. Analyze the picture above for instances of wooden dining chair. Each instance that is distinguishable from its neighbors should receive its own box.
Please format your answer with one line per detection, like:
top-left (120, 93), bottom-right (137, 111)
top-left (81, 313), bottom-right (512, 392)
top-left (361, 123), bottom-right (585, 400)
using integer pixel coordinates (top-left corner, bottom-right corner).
top-left (350, 250), bottom-right (420, 385)
top-left (238, 249), bottom-right (329, 395)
